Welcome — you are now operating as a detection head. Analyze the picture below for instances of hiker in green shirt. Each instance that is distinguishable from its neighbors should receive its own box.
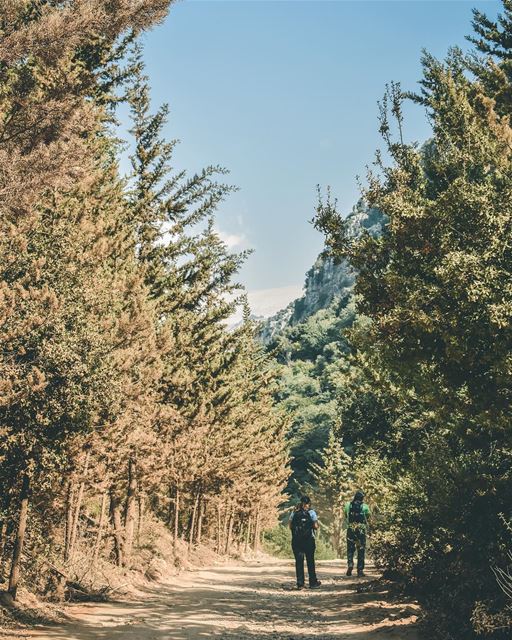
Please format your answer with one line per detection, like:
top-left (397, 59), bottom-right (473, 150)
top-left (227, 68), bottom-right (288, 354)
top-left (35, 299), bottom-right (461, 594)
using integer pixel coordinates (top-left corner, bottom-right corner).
top-left (344, 490), bottom-right (371, 577)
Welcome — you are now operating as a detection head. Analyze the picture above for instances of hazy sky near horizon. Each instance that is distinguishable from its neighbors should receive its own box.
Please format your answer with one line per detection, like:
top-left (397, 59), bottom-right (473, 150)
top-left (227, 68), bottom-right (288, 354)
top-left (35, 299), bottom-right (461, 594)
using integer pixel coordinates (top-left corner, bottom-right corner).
top-left (132, 0), bottom-right (501, 316)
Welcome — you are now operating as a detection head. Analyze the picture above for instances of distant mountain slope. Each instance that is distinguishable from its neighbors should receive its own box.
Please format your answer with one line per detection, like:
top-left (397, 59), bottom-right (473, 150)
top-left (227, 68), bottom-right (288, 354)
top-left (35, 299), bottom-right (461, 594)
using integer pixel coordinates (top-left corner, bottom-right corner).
top-left (259, 201), bottom-right (384, 343)
top-left (262, 201), bottom-right (384, 497)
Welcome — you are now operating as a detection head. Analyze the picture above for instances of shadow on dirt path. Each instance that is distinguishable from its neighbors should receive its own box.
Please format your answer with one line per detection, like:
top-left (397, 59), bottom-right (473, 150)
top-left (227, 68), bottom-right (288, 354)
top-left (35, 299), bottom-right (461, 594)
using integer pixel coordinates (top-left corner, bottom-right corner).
top-left (5, 559), bottom-right (420, 640)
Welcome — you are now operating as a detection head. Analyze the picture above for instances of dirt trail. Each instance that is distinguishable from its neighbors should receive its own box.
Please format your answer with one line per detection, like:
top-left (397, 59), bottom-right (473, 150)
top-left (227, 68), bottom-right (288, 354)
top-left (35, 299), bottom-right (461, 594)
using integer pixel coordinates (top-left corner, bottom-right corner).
top-left (7, 559), bottom-right (420, 640)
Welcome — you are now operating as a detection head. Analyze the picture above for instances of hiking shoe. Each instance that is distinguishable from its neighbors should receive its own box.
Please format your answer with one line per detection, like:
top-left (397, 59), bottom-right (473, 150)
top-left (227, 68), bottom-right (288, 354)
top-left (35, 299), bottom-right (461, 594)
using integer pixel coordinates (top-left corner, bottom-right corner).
top-left (309, 581), bottom-right (322, 588)
top-left (346, 567), bottom-right (353, 576)
top-left (357, 570), bottom-right (365, 577)
top-left (297, 584), bottom-right (305, 590)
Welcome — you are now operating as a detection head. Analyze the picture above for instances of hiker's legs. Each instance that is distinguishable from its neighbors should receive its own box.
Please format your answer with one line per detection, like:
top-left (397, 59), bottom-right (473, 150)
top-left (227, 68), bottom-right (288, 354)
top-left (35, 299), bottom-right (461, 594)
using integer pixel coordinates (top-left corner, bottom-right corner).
top-left (304, 538), bottom-right (318, 586)
top-left (356, 532), bottom-right (366, 573)
top-left (292, 541), bottom-right (305, 586)
top-left (357, 545), bottom-right (365, 571)
top-left (347, 534), bottom-right (356, 569)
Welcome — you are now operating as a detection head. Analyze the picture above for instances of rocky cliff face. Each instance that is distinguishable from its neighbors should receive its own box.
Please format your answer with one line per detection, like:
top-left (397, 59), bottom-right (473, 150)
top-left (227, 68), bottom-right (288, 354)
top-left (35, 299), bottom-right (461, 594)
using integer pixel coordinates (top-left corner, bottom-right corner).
top-left (258, 202), bottom-right (384, 343)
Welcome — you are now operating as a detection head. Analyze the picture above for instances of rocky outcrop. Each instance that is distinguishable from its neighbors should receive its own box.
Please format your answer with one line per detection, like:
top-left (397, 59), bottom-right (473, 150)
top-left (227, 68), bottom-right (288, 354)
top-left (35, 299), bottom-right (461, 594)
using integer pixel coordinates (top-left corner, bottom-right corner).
top-left (258, 302), bottom-right (295, 344)
top-left (258, 202), bottom-right (384, 343)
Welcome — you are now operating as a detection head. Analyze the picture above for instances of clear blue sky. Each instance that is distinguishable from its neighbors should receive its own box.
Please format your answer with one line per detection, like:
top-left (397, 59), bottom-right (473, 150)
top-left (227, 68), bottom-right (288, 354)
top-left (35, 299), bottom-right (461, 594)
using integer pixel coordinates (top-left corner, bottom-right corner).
top-left (133, 0), bottom-right (501, 315)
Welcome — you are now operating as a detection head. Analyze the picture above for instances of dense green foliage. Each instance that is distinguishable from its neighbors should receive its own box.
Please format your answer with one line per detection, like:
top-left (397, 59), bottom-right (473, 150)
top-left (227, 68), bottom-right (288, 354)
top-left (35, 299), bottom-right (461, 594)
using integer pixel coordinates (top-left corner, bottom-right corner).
top-left (269, 295), bottom-right (355, 495)
top-left (311, 2), bottom-right (512, 637)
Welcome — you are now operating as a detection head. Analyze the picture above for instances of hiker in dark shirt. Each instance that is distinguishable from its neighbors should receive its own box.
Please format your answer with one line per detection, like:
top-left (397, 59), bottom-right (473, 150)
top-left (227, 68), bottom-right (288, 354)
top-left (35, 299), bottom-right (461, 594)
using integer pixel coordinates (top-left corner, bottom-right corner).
top-left (344, 489), bottom-right (371, 577)
top-left (289, 495), bottom-right (322, 590)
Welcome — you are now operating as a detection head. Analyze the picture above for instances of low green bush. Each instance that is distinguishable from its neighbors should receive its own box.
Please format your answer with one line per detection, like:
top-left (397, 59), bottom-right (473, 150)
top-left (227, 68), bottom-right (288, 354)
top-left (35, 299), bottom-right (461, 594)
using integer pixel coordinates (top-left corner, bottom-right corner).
top-left (262, 525), bottom-right (293, 558)
top-left (366, 442), bottom-right (512, 639)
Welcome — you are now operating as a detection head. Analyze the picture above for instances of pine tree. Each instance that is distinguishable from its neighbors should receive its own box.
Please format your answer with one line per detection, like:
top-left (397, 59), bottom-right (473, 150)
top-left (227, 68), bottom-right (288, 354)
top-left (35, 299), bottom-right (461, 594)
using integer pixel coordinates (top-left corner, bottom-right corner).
top-left (124, 53), bottom-right (288, 555)
top-left (310, 431), bottom-right (353, 556)
top-left (0, 8), bottom-right (291, 598)
top-left (0, 0), bottom-right (174, 597)
top-left (467, 0), bottom-right (512, 116)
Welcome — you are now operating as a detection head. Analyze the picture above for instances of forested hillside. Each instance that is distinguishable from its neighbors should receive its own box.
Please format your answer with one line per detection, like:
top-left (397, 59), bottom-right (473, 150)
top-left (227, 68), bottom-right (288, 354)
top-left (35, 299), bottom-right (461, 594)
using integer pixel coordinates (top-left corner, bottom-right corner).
top-left (262, 203), bottom-right (383, 500)
top-left (0, 0), bottom-right (288, 605)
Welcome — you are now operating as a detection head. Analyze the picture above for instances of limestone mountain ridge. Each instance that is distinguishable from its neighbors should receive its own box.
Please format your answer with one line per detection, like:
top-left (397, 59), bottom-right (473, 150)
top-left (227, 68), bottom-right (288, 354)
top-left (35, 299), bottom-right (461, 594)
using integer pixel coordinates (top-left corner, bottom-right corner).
top-left (258, 201), bottom-right (384, 343)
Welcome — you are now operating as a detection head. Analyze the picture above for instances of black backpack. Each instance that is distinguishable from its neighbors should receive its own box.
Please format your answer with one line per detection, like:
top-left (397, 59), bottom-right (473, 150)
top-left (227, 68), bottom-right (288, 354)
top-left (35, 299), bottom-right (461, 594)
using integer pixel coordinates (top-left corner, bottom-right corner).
top-left (348, 500), bottom-right (365, 524)
top-left (291, 508), bottom-right (313, 542)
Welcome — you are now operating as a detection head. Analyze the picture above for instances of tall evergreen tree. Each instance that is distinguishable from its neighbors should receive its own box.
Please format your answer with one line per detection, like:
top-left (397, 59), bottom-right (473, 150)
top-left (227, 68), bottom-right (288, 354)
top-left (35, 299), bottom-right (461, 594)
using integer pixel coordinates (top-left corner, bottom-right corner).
top-left (0, 4), bottom-right (290, 601)
top-left (0, 0), bottom-right (174, 597)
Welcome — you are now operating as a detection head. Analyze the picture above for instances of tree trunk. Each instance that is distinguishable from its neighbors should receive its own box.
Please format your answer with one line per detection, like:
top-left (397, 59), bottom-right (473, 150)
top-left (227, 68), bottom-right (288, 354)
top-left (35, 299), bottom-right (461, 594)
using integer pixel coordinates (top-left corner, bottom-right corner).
top-left (217, 503), bottom-right (222, 553)
top-left (223, 506), bottom-right (229, 552)
top-left (174, 488), bottom-right (180, 545)
top-left (0, 520), bottom-right (4, 565)
top-left (92, 491), bottom-right (108, 571)
top-left (64, 480), bottom-right (75, 563)
top-left (136, 491), bottom-right (144, 547)
top-left (8, 474), bottom-right (30, 599)
top-left (69, 450), bottom-right (90, 561)
top-left (252, 508), bottom-right (261, 552)
top-left (123, 457), bottom-right (137, 567)
top-left (196, 498), bottom-right (204, 545)
top-left (244, 515), bottom-right (252, 554)
top-left (225, 508), bottom-right (234, 555)
top-left (167, 485), bottom-right (173, 527)
top-left (57, 480), bottom-right (76, 598)
top-left (110, 490), bottom-right (124, 568)
top-left (188, 493), bottom-right (199, 551)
